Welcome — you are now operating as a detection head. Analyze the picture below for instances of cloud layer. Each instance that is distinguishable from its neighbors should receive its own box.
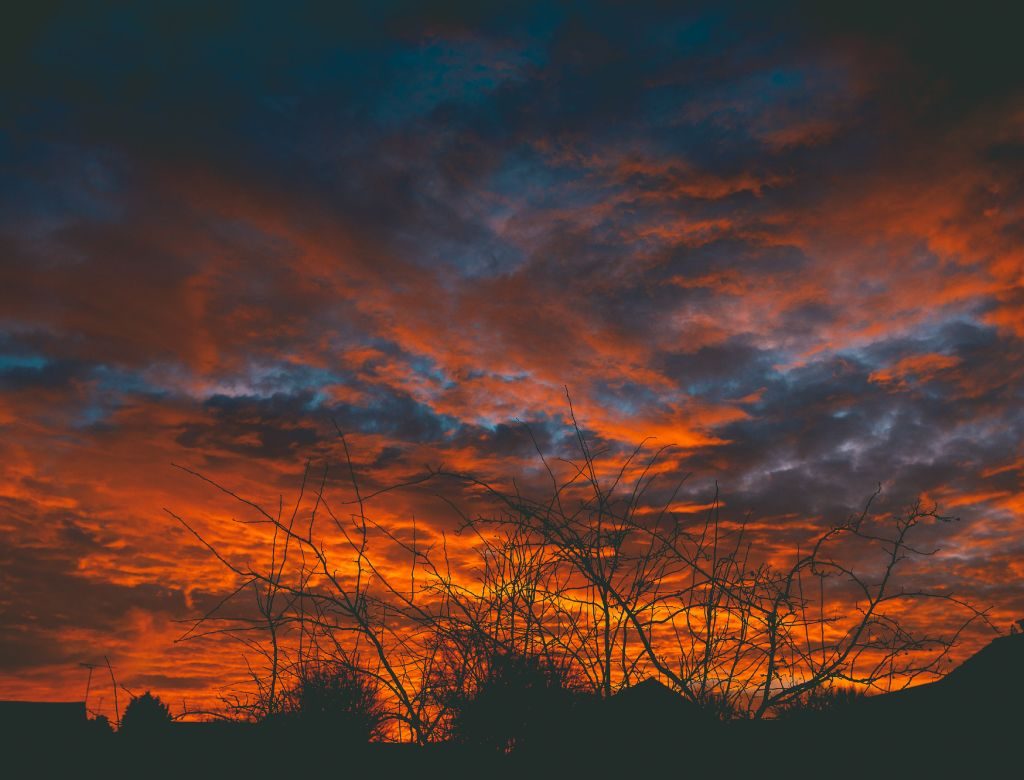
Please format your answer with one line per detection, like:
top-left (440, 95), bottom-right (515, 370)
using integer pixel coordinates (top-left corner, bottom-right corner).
top-left (1, 2), bottom-right (1022, 715)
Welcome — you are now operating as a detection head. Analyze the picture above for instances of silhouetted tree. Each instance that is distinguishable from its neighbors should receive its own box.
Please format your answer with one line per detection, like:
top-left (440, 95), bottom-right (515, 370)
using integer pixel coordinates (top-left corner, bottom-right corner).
top-left (170, 399), bottom-right (992, 736)
top-left (270, 661), bottom-right (385, 744)
top-left (119, 692), bottom-right (172, 736)
top-left (431, 398), bottom-right (993, 717)
top-left (447, 650), bottom-right (586, 754)
top-left (86, 714), bottom-right (114, 737)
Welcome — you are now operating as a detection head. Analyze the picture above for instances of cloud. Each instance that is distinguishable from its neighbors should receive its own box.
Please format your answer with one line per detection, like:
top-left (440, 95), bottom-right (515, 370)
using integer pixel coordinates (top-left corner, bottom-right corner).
top-left (1, 1), bottom-right (1021, 711)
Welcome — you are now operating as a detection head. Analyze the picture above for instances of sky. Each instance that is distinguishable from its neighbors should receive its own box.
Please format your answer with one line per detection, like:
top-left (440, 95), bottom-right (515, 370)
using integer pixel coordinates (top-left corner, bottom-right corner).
top-left (1, 1), bottom-right (1022, 717)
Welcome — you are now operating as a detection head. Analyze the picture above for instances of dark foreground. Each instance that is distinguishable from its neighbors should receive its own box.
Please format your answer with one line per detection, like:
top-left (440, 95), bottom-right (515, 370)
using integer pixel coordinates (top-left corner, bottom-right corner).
top-left (3, 716), bottom-right (1017, 778)
top-left (4, 634), bottom-right (1022, 778)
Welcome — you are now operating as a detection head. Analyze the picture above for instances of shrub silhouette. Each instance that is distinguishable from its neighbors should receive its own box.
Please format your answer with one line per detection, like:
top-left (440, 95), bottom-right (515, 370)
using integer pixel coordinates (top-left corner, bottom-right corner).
top-left (448, 651), bottom-right (585, 754)
top-left (270, 663), bottom-right (384, 744)
top-left (119, 691), bottom-right (172, 736)
top-left (773, 685), bottom-right (864, 719)
top-left (86, 714), bottom-right (114, 738)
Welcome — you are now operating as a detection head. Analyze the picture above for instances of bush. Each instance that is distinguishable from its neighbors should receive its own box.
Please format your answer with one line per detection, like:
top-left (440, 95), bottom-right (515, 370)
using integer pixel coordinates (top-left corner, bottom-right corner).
top-left (120, 691), bottom-right (172, 736)
top-left (86, 714), bottom-right (114, 738)
top-left (269, 663), bottom-right (384, 744)
top-left (449, 651), bottom-right (586, 754)
top-left (773, 685), bottom-right (864, 719)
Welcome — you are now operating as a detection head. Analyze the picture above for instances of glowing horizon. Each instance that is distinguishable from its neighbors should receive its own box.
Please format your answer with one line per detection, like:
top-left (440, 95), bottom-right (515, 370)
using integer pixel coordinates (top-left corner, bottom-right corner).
top-left (1, 3), bottom-right (1021, 727)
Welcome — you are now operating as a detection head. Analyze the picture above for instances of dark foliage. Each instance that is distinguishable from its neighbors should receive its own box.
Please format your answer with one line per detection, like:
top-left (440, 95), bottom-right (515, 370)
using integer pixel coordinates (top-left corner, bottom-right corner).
top-left (448, 651), bottom-right (588, 754)
top-left (119, 692), bottom-right (172, 737)
top-left (773, 685), bottom-right (865, 719)
top-left (267, 662), bottom-right (384, 745)
top-left (86, 714), bottom-right (114, 738)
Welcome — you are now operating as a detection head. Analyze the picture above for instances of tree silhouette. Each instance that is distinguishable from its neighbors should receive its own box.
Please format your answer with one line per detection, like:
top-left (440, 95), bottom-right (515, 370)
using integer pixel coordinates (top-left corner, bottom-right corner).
top-left (271, 662), bottom-right (384, 744)
top-left (119, 692), bottom-right (172, 737)
top-left (447, 650), bottom-right (586, 754)
top-left (86, 714), bottom-right (114, 737)
top-left (169, 401), bottom-right (993, 737)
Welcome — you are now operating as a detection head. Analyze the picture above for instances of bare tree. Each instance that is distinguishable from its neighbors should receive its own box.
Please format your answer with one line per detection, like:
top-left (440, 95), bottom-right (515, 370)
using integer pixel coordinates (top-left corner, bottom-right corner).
top-left (168, 403), bottom-right (993, 738)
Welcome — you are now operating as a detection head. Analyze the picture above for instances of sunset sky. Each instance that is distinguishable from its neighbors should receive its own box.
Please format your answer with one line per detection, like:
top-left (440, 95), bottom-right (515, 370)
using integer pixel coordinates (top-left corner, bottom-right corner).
top-left (1, 2), bottom-right (1022, 718)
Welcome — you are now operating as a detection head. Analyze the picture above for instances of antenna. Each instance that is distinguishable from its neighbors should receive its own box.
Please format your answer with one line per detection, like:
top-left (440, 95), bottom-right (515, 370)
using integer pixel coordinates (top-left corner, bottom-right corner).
top-left (104, 656), bottom-right (120, 728)
top-left (79, 662), bottom-right (99, 716)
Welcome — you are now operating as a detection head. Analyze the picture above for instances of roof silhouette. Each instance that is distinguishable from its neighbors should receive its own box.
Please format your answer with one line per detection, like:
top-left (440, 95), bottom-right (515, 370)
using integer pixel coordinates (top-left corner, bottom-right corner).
top-left (846, 632), bottom-right (1024, 722)
top-left (937, 632), bottom-right (1024, 693)
top-left (0, 700), bottom-right (86, 727)
top-left (610, 678), bottom-right (698, 711)
top-left (603, 677), bottom-right (711, 739)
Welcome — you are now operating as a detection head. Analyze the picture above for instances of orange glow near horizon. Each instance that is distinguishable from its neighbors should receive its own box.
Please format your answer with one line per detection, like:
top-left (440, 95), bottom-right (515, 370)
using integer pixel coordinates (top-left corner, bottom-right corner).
top-left (1, 3), bottom-right (1022, 733)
